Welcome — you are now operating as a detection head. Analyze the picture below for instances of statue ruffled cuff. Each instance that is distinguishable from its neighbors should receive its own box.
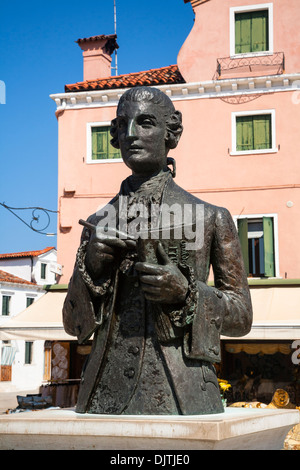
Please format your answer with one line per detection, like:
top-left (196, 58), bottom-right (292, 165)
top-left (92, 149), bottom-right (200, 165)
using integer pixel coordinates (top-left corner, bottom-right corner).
top-left (76, 240), bottom-right (113, 297)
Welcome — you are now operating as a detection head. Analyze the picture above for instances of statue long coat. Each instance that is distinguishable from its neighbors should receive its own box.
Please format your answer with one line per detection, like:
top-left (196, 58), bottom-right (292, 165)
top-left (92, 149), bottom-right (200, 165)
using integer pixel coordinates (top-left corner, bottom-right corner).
top-left (63, 176), bottom-right (252, 415)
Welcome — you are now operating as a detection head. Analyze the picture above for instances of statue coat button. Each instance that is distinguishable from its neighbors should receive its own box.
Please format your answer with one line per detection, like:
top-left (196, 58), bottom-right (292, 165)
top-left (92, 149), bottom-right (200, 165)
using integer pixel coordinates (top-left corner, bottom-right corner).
top-left (200, 381), bottom-right (206, 391)
top-left (209, 346), bottom-right (219, 356)
top-left (124, 368), bottom-right (135, 378)
top-left (214, 288), bottom-right (223, 299)
top-left (128, 345), bottom-right (139, 355)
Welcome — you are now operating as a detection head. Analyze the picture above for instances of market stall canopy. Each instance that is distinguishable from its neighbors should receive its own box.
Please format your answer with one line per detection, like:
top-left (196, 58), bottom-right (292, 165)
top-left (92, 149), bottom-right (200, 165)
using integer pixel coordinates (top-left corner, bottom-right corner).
top-left (1, 283), bottom-right (299, 341)
top-left (0, 289), bottom-right (73, 341)
top-left (222, 284), bottom-right (300, 340)
top-left (224, 342), bottom-right (292, 355)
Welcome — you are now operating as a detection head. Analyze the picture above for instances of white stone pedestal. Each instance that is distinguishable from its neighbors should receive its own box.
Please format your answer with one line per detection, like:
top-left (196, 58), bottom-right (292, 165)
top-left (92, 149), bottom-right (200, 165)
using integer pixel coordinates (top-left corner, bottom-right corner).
top-left (0, 407), bottom-right (298, 450)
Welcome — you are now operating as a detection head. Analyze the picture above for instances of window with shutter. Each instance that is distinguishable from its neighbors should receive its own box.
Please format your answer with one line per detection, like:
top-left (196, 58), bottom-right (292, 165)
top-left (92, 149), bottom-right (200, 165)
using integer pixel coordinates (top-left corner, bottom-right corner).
top-left (230, 4), bottom-right (273, 58)
top-left (25, 342), bottom-right (33, 365)
top-left (41, 263), bottom-right (47, 280)
top-left (237, 216), bottom-right (275, 277)
top-left (232, 110), bottom-right (276, 156)
top-left (91, 126), bottom-right (121, 160)
top-left (236, 114), bottom-right (271, 151)
top-left (26, 297), bottom-right (34, 308)
top-left (235, 10), bottom-right (269, 54)
top-left (2, 296), bottom-right (11, 316)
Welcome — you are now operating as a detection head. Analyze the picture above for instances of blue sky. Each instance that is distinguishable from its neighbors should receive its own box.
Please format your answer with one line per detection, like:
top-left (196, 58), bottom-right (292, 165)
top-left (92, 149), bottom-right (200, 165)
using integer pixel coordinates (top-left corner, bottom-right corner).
top-left (0, 0), bottom-right (194, 254)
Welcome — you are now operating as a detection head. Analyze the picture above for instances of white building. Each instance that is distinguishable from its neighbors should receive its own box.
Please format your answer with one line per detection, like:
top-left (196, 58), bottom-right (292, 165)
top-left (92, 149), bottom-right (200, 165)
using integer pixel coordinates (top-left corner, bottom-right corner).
top-left (0, 247), bottom-right (58, 393)
top-left (0, 247), bottom-right (58, 286)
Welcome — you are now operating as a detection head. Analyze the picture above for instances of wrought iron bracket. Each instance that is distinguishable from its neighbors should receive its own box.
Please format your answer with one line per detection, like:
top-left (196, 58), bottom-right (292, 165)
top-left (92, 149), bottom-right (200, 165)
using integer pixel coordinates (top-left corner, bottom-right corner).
top-left (0, 202), bottom-right (58, 236)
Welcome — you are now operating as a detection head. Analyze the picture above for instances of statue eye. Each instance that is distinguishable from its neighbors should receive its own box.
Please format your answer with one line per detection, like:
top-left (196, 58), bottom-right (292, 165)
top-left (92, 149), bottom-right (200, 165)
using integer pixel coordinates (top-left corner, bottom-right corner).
top-left (138, 116), bottom-right (155, 127)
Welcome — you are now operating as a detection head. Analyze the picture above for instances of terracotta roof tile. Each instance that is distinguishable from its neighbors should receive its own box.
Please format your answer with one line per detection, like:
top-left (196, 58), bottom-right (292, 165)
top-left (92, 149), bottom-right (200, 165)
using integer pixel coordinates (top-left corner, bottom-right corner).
top-left (76, 34), bottom-right (117, 44)
top-left (65, 64), bottom-right (185, 93)
top-left (0, 270), bottom-right (37, 286)
top-left (0, 247), bottom-right (55, 260)
top-left (184, 0), bottom-right (211, 6)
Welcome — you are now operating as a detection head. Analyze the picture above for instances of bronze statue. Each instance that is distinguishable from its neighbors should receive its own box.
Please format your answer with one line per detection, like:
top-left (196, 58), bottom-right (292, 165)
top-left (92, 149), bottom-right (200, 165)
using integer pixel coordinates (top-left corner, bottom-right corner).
top-left (63, 86), bottom-right (252, 415)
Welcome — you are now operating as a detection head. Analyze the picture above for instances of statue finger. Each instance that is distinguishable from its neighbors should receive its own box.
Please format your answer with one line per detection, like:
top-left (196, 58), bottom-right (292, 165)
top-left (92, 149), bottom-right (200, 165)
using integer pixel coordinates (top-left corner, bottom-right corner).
top-left (124, 239), bottom-right (137, 249)
top-left (98, 253), bottom-right (115, 263)
top-left (157, 242), bottom-right (172, 265)
top-left (91, 242), bottom-right (115, 254)
top-left (96, 236), bottom-right (128, 249)
top-left (96, 227), bottom-right (136, 241)
top-left (140, 284), bottom-right (161, 295)
top-left (139, 274), bottom-right (163, 286)
top-left (143, 293), bottom-right (164, 302)
top-left (135, 262), bottom-right (165, 275)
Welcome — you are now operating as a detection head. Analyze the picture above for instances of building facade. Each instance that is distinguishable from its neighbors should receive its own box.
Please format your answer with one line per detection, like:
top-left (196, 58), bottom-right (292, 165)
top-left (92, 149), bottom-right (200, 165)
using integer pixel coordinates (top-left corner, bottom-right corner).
top-left (0, 247), bottom-right (58, 392)
top-left (50, 0), bottom-right (300, 405)
top-left (0, 247), bottom-right (58, 286)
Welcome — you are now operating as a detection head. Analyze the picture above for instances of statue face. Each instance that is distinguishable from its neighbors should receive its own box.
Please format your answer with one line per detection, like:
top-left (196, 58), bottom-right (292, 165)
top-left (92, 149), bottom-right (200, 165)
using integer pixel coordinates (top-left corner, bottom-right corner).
top-left (116, 99), bottom-right (168, 177)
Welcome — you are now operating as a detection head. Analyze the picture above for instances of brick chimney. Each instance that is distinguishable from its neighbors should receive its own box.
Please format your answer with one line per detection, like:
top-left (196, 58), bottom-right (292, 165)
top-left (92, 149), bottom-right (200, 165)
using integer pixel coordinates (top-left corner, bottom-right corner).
top-left (76, 34), bottom-right (119, 81)
top-left (184, 0), bottom-right (211, 12)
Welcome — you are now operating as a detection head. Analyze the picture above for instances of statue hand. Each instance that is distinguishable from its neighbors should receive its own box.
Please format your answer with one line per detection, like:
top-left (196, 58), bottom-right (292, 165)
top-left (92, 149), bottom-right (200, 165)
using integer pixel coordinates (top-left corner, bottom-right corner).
top-left (85, 233), bottom-right (133, 279)
top-left (135, 242), bottom-right (188, 304)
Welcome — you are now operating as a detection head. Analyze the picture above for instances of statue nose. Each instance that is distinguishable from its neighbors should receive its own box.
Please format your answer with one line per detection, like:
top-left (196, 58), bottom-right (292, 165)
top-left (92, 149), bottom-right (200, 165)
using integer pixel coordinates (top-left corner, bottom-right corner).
top-left (126, 119), bottom-right (137, 138)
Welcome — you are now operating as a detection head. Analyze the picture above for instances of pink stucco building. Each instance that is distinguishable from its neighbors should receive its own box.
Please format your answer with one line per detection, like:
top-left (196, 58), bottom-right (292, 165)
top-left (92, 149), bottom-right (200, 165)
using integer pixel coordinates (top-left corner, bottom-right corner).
top-left (51, 0), bottom-right (300, 403)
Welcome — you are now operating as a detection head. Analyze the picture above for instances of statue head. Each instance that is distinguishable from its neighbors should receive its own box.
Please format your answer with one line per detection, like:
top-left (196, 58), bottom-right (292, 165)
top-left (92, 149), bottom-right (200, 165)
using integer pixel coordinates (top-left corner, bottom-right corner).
top-left (110, 86), bottom-right (183, 177)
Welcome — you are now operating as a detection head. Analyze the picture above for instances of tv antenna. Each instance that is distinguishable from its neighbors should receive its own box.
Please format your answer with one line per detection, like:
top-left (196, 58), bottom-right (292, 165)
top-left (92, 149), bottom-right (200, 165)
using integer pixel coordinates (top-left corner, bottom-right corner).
top-left (113, 0), bottom-right (118, 75)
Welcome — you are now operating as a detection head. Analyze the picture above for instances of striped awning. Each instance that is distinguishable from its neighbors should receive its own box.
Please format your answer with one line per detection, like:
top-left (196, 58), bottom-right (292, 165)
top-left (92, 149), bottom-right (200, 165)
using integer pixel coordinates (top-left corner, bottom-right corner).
top-left (1, 345), bottom-right (17, 365)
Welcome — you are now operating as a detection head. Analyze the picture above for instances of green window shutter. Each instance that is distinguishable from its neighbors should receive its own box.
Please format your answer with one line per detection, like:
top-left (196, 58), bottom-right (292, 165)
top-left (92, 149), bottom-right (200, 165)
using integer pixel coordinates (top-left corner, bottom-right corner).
top-left (235, 10), bottom-right (268, 54)
top-left (92, 127), bottom-right (98, 159)
top-left (92, 127), bottom-right (121, 160)
top-left (236, 115), bottom-right (272, 151)
top-left (236, 116), bottom-right (254, 151)
top-left (109, 139), bottom-right (121, 159)
top-left (2, 296), bottom-right (10, 316)
top-left (237, 218), bottom-right (249, 275)
top-left (263, 217), bottom-right (275, 276)
top-left (26, 297), bottom-right (34, 308)
top-left (41, 263), bottom-right (47, 280)
top-left (2, 297), bottom-right (6, 315)
top-left (25, 342), bottom-right (33, 364)
top-left (253, 115), bottom-right (271, 150)
top-left (92, 127), bottom-right (108, 160)
top-left (252, 10), bottom-right (268, 52)
top-left (235, 12), bottom-right (252, 54)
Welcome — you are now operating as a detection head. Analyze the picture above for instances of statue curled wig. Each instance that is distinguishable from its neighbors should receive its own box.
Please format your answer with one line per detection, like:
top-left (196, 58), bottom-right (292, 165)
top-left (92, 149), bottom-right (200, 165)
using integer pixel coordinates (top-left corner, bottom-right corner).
top-left (110, 86), bottom-right (183, 150)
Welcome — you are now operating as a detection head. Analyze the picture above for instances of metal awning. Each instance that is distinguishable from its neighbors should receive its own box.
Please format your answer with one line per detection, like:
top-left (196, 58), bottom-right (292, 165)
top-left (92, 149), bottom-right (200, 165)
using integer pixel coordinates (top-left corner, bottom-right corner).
top-left (0, 290), bottom-right (73, 341)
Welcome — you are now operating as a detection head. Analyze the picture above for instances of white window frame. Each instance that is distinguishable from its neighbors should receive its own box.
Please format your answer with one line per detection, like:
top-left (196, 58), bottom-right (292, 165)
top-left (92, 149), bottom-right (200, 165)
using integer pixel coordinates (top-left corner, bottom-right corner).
top-left (231, 109), bottom-right (277, 156)
top-left (86, 122), bottom-right (122, 164)
top-left (233, 212), bottom-right (280, 278)
top-left (230, 3), bottom-right (274, 58)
